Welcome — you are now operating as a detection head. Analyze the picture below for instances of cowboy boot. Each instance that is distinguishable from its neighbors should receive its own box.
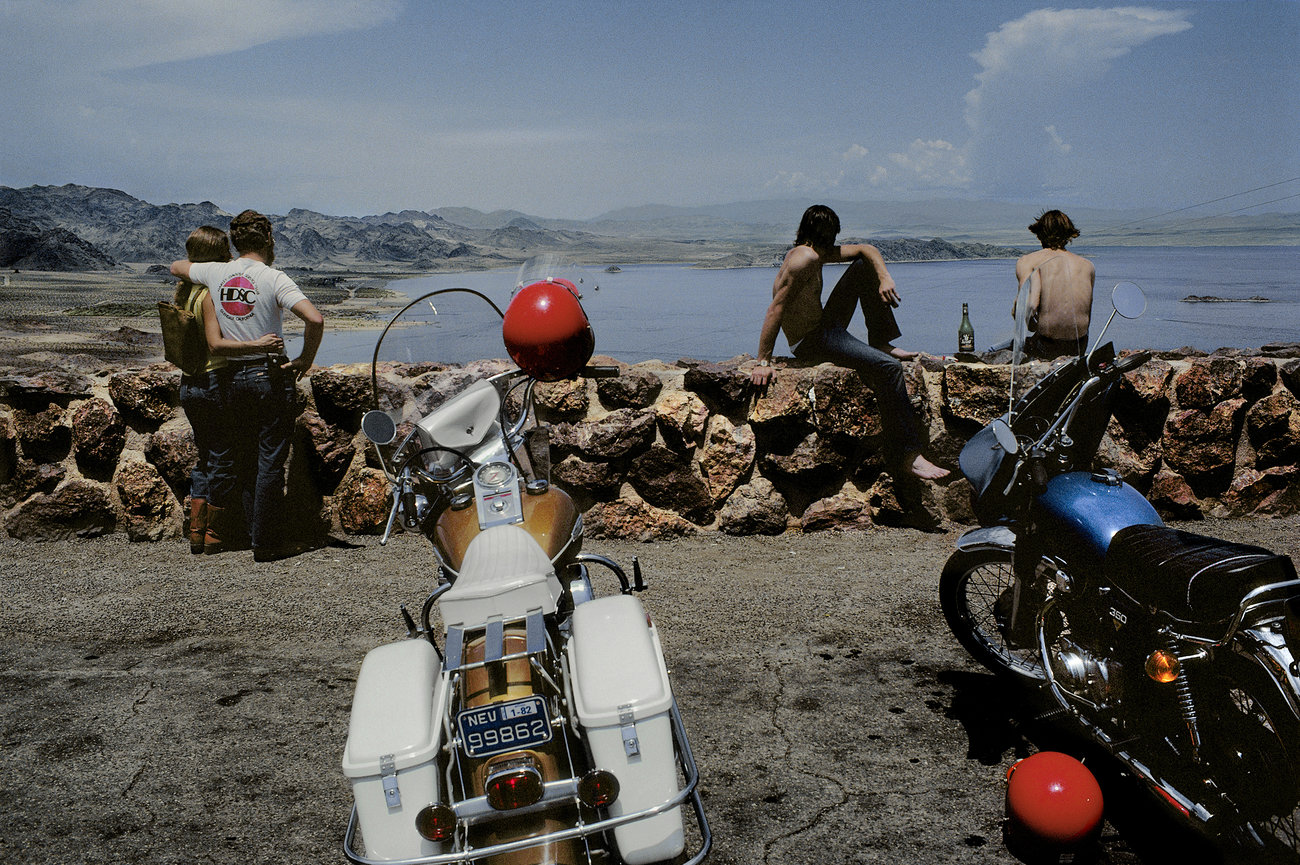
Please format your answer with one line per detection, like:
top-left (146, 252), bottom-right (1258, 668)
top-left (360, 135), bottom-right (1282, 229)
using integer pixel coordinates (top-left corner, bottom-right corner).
top-left (188, 498), bottom-right (207, 555)
top-left (203, 504), bottom-right (225, 555)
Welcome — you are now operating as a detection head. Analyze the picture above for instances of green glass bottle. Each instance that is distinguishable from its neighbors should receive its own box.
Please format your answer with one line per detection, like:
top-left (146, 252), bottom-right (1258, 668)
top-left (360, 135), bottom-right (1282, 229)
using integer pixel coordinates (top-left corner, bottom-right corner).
top-left (958, 302), bottom-right (975, 354)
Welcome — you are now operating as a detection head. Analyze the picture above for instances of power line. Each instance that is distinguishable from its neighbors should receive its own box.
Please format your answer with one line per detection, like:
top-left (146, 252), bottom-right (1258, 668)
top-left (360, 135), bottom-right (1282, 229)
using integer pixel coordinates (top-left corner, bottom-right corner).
top-left (1109, 177), bottom-right (1300, 228)
top-left (1180, 192), bottom-right (1300, 224)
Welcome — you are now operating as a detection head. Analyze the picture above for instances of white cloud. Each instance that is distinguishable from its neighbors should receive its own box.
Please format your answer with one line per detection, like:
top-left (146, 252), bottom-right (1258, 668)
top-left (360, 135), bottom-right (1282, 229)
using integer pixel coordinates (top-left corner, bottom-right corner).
top-left (842, 144), bottom-right (869, 161)
top-left (3, 0), bottom-right (403, 71)
top-left (885, 139), bottom-right (971, 189)
top-left (1044, 125), bottom-right (1071, 155)
top-left (962, 6), bottom-right (1191, 198)
top-left (964, 6), bottom-right (1191, 131)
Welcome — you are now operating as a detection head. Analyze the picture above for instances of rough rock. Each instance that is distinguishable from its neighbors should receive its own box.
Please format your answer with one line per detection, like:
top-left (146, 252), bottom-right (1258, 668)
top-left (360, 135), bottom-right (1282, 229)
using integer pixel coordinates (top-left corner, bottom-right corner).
top-left (115, 460), bottom-right (178, 541)
top-left (309, 369), bottom-right (375, 430)
top-left (1147, 467), bottom-right (1203, 520)
top-left (108, 369), bottom-right (177, 424)
top-left (800, 492), bottom-right (873, 532)
top-left (335, 467), bottom-right (393, 534)
top-left (653, 390), bottom-right (709, 450)
top-left (699, 416), bottom-right (756, 504)
top-left (551, 455), bottom-right (623, 501)
top-left (71, 397), bottom-right (126, 474)
top-left (1161, 399), bottom-right (1247, 495)
top-left (1245, 391), bottom-right (1300, 470)
top-left (682, 359), bottom-right (752, 411)
top-left (534, 377), bottom-right (590, 421)
top-left (14, 402), bottom-right (70, 462)
top-left (6, 479), bottom-right (115, 540)
top-left (596, 365), bottom-right (662, 409)
top-left (627, 444), bottom-right (714, 525)
top-left (552, 409), bottom-right (656, 461)
top-left (1172, 357), bottom-right (1243, 409)
top-left (584, 497), bottom-right (697, 541)
top-left (299, 410), bottom-right (356, 493)
top-left (717, 477), bottom-right (789, 535)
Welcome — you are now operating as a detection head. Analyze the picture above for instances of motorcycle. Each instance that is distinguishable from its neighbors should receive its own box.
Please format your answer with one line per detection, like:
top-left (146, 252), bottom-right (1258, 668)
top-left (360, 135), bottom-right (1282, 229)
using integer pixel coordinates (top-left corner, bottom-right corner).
top-left (340, 257), bottom-right (710, 865)
top-left (941, 276), bottom-right (1300, 858)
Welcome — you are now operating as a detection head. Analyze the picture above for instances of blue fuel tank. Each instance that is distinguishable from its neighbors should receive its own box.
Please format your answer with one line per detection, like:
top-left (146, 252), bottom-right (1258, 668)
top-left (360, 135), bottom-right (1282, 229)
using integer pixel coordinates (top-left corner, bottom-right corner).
top-left (1036, 470), bottom-right (1163, 577)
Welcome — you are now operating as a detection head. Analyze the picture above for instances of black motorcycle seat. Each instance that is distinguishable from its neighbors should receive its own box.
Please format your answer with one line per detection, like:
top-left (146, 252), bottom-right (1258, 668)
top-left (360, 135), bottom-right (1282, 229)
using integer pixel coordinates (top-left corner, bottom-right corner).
top-left (1105, 524), bottom-right (1297, 625)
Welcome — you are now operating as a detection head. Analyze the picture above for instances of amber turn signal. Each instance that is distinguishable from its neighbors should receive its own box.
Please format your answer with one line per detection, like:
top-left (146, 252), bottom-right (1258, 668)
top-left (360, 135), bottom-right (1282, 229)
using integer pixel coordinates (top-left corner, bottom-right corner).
top-left (414, 803), bottom-right (456, 842)
top-left (1145, 649), bottom-right (1181, 683)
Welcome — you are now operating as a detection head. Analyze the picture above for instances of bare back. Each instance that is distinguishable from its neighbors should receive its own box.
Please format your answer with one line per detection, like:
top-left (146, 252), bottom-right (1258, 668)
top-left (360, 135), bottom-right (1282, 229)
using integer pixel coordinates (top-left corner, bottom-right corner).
top-left (1015, 248), bottom-right (1095, 341)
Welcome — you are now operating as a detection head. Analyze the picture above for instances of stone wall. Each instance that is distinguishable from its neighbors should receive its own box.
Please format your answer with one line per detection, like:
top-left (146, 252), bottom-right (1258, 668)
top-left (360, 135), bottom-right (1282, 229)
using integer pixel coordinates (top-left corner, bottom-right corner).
top-left (2, 348), bottom-right (1298, 543)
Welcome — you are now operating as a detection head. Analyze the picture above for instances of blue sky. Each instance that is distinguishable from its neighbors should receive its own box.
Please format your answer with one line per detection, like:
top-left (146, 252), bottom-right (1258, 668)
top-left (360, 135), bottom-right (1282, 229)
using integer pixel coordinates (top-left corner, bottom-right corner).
top-left (3, 0), bottom-right (1297, 219)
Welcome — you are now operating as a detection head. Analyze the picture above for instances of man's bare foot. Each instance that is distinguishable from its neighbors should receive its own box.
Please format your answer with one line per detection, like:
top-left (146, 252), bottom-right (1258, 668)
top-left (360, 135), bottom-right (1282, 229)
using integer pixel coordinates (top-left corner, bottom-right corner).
top-left (873, 342), bottom-right (921, 360)
top-left (908, 452), bottom-right (950, 480)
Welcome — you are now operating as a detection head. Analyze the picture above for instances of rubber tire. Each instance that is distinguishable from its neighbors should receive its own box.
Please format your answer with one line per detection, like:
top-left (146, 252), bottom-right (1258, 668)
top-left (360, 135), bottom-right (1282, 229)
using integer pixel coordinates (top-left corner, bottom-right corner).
top-left (939, 547), bottom-right (1048, 682)
top-left (1207, 654), bottom-right (1300, 860)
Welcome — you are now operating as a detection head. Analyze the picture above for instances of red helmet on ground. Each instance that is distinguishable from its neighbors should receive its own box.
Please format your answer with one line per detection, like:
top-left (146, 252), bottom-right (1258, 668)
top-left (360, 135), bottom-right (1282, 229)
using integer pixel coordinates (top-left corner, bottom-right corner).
top-left (502, 278), bottom-right (595, 381)
top-left (1004, 751), bottom-right (1104, 863)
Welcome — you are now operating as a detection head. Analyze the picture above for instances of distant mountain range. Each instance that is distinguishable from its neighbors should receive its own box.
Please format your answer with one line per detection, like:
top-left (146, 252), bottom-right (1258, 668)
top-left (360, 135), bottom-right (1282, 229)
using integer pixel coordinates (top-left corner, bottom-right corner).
top-left (1, 184), bottom-right (1294, 273)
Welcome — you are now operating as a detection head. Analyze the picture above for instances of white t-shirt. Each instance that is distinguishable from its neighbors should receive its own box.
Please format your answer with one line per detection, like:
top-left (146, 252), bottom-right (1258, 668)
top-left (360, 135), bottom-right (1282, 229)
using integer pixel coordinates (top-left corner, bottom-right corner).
top-left (188, 258), bottom-right (308, 358)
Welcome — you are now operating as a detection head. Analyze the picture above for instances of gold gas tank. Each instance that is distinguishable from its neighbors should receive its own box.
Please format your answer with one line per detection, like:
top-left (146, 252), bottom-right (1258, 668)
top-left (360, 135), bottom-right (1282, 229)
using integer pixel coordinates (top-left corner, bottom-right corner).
top-left (434, 484), bottom-right (581, 575)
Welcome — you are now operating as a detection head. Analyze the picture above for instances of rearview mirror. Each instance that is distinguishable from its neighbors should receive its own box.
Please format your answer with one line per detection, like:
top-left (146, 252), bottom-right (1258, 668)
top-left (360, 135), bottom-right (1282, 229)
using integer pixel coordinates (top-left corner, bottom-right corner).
top-left (361, 409), bottom-right (397, 445)
top-left (1112, 282), bottom-right (1146, 319)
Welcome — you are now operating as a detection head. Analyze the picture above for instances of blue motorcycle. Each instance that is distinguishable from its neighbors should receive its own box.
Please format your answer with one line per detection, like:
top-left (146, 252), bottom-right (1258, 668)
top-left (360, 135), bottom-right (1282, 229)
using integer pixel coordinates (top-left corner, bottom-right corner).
top-left (941, 279), bottom-right (1300, 858)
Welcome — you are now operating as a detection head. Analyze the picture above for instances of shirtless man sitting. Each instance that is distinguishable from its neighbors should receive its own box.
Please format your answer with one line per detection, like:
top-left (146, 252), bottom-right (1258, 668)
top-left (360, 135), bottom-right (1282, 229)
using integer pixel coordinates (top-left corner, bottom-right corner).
top-left (752, 204), bottom-right (948, 480)
top-left (1014, 210), bottom-right (1095, 359)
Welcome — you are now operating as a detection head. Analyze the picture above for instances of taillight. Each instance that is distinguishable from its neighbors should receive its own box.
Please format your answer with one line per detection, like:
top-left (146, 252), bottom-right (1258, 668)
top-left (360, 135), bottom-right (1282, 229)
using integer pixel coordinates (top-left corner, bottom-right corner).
top-left (577, 769), bottom-right (620, 808)
top-left (415, 803), bottom-right (456, 842)
top-left (484, 755), bottom-right (545, 811)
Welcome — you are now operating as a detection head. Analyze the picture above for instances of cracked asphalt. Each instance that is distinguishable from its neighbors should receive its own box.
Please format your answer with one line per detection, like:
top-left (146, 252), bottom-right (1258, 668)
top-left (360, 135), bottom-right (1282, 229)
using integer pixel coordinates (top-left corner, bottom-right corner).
top-left (2, 517), bottom-right (1296, 864)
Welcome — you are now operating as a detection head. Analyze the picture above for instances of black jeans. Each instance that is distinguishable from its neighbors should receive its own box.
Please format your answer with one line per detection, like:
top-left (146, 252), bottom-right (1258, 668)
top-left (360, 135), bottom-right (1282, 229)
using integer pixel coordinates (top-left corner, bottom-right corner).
top-left (225, 359), bottom-right (296, 550)
top-left (792, 260), bottom-right (922, 463)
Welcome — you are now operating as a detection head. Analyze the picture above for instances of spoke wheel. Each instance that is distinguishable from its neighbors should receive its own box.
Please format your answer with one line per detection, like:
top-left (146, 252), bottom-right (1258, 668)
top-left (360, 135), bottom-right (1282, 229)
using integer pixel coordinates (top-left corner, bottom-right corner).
top-left (939, 548), bottom-right (1047, 682)
top-left (1210, 663), bottom-right (1300, 860)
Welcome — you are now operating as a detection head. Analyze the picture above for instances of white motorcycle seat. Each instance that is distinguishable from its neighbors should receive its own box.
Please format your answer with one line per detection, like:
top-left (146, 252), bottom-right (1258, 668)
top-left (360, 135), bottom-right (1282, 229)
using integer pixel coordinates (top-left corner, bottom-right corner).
top-left (440, 524), bottom-right (560, 628)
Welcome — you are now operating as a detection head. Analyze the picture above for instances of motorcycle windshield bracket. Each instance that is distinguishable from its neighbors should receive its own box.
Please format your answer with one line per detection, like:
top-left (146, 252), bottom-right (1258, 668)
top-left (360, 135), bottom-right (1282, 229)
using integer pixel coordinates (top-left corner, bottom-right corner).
top-left (619, 704), bottom-right (641, 757)
top-left (379, 754), bottom-right (401, 808)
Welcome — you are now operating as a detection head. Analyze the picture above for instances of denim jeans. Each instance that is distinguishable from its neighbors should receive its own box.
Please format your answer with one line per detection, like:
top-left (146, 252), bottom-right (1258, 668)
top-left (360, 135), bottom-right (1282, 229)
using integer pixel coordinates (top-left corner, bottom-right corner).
top-left (225, 360), bottom-right (296, 550)
top-left (179, 371), bottom-right (233, 504)
top-left (792, 261), bottom-right (922, 464)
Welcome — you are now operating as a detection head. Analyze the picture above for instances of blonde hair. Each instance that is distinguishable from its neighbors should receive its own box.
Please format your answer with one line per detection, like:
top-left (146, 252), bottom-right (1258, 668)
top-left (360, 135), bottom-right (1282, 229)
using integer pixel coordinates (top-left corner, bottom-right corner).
top-left (174, 225), bottom-right (232, 305)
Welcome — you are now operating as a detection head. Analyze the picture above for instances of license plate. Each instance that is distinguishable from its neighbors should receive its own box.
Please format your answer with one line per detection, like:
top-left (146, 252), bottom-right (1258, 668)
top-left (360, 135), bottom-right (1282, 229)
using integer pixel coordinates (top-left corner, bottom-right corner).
top-left (457, 696), bottom-right (551, 758)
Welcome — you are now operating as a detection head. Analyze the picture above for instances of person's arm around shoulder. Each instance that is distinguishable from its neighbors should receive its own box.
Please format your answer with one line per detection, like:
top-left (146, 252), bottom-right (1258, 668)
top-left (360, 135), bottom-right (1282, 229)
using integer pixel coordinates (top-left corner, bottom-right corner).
top-left (170, 260), bottom-right (193, 281)
top-left (283, 298), bottom-right (324, 379)
top-left (836, 243), bottom-right (899, 307)
top-left (200, 293), bottom-right (284, 356)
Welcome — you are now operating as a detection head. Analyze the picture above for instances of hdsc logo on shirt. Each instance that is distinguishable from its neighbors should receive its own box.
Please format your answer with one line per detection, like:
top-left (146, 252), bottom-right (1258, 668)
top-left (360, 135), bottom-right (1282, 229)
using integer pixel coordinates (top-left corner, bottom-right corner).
top-left (219, 275), bottom-right (257, 318)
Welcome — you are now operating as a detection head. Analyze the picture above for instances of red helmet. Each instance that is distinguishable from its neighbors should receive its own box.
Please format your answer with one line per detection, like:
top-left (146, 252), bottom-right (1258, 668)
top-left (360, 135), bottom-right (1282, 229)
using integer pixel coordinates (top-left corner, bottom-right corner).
top-left (1005, 751), bottom-right (1104, 861)
top-left (502, 278), bottom-right (595, 381)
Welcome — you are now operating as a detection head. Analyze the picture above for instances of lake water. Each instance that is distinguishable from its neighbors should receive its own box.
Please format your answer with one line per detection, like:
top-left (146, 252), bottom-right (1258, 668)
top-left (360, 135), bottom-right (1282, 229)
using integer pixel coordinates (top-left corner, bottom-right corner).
top-left (305, 246), bottom-right (1299, 367)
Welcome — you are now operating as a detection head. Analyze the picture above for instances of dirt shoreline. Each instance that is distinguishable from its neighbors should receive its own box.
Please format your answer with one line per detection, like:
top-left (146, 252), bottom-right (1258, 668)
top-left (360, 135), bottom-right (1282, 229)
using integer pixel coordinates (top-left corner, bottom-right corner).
top-left (2, 517), bottom-right (1296, 864)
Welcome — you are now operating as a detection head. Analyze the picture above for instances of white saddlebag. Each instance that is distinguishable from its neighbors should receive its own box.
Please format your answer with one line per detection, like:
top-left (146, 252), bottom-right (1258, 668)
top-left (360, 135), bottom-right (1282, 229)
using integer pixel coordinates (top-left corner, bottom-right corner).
top-left (568, 595), bottom-right (684, 865)
top-left (341, 639), bottom-right (444, 860)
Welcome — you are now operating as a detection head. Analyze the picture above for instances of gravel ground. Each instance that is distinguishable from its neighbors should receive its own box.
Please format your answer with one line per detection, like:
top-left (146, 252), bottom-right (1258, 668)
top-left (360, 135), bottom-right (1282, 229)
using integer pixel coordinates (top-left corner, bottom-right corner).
top-left (1, 516), bottom-right (1297, 865)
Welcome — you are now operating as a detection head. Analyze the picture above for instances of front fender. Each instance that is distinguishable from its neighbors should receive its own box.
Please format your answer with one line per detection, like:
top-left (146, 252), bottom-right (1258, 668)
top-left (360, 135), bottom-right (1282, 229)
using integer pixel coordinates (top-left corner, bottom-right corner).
top-left (955, 525), bottom-right (1016, 555)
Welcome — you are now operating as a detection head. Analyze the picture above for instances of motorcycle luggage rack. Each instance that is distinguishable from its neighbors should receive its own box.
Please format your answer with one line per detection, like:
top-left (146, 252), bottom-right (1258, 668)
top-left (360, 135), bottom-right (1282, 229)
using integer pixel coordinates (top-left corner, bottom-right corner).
top-left (443, 610), bottom-right (547, 672)
top-left (342, 702), bottom-right (712, 865)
